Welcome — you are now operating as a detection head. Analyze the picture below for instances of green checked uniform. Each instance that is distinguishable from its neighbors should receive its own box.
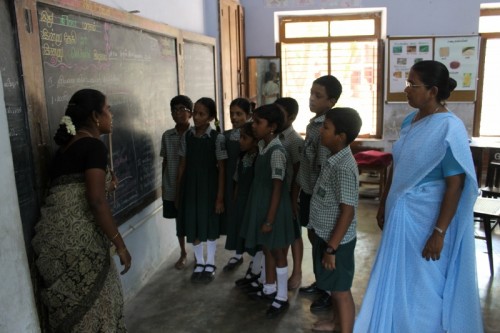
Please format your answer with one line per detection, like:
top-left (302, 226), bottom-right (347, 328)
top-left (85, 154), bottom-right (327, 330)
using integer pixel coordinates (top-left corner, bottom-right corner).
top-left (240, 137), bottom-right (295, 250)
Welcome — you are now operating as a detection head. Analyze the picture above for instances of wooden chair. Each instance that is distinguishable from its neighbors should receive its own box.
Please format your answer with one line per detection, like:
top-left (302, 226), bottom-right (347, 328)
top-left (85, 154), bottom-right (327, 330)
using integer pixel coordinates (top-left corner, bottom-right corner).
top-left (353, 150), bottom-right (393, 199)
top-left (473, 197), bottom-right (500, 276)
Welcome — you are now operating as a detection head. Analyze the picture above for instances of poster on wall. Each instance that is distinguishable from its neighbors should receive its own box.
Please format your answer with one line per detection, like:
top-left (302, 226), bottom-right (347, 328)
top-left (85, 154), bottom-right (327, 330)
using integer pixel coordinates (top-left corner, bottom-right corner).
top-left (434, 36), bottom-right (480, 91)
top-left (388, 38), bottom-right (433, 93)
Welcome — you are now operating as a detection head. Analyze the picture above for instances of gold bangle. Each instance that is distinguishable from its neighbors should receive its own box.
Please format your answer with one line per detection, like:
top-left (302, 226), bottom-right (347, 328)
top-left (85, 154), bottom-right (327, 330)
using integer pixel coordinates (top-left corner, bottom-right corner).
top-left (110, 232), bottom-right (120, 241)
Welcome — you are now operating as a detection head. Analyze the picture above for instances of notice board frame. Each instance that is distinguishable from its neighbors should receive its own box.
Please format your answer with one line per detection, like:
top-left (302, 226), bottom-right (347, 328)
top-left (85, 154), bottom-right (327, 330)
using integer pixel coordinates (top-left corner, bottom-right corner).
top-left (387, 35), bottom-right (480, 102)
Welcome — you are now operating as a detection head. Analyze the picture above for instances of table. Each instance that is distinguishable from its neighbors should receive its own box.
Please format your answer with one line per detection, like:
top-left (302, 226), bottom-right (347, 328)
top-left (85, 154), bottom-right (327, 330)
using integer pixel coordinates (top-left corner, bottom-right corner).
top-left (473, 196), bottom-right (500, 275)
top-left (469, 138), bottom-right (500, 187)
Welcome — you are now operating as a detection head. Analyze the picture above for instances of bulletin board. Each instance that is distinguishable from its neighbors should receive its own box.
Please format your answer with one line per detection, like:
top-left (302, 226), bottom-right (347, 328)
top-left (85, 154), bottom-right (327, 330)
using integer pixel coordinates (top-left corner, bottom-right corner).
top-left (387, 35), bottom-right (480, 102)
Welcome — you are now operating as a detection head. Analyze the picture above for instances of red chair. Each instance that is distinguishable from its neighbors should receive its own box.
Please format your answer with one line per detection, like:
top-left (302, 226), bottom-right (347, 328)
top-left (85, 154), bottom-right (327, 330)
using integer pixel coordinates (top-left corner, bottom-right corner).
top-left (354, 150), bottom-right (393, 199)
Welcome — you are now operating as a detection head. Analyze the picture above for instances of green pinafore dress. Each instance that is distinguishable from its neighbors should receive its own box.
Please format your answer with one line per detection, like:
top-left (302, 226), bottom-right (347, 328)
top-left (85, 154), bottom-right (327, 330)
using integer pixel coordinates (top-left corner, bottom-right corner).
top-left (225, 152), bottom-right (256, 252)
top-left (220, 129), bottom-right (240, 236)
top-left (181, 130), bottom-right (220, 243)
top-left (239, 143), bottom-right (295, 250)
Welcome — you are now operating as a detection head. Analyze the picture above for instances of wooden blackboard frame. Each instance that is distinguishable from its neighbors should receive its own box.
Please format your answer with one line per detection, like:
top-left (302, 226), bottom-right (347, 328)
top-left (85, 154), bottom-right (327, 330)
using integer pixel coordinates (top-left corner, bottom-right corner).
top-left (387, 35), bottom-right (480, 102)
top-left (14, 0), bottom-right (186, 224)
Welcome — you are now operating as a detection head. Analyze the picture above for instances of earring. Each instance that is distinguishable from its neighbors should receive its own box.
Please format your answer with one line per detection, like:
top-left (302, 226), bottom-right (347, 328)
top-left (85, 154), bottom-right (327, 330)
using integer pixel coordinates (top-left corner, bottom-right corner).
top-left (96, 119), bottom-right (100, 128)
top-left (270, 130), bottom-right (274, 136)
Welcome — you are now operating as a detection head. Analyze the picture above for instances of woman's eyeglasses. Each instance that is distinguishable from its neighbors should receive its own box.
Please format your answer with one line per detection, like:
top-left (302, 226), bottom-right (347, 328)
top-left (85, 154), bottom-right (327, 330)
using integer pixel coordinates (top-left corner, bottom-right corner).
top-left (405, 81), bottom-right (429, 88)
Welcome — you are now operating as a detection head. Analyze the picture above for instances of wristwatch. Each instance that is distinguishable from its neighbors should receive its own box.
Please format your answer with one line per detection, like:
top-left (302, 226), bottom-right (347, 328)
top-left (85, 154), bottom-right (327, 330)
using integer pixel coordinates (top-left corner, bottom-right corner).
top-left (325, 246), bottom-right (337, 255)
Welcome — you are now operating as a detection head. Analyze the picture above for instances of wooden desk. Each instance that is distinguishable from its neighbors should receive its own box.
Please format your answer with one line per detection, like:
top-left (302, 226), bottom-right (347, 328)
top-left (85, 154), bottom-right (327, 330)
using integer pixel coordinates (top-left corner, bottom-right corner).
top-left (473, 197), bottom-right (500, 275)
top-left (469, 138), bottom-right (500, 187)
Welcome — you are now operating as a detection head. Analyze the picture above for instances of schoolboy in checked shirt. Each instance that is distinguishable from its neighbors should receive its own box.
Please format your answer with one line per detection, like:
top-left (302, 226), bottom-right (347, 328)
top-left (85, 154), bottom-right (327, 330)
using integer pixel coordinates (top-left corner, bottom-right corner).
top-left (298, 75), bottom-right (342, 311)
top-left (160, 95), bottom-right (193, 270)
top-left (308, 107), bottom-right (362, 333)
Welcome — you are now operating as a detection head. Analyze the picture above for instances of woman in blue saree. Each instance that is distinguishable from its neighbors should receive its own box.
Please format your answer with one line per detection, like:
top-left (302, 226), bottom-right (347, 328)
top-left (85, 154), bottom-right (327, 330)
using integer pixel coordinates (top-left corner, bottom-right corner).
top-left (354, 61), bottom-right (483, 333)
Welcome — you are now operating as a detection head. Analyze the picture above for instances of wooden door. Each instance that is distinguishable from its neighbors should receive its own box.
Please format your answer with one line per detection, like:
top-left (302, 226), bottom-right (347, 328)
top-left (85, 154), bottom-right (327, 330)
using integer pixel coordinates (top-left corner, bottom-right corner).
top-left (219, 0), bottom-right (245, 130)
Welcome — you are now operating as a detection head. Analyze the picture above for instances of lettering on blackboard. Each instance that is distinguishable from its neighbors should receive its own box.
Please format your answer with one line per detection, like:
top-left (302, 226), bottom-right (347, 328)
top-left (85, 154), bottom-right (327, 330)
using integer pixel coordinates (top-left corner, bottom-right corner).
top-left (41, 28), bottom-right (63, 46)
top-left (3, 77), bottom-right (19, 89)
top-left (39, 10), bottom-right (54, 28)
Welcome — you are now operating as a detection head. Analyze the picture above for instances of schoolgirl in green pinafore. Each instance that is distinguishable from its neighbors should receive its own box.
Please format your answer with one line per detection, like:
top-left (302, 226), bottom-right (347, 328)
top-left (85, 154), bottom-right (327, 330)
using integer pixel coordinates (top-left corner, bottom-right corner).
top-left (238, 104), bottom-right (294, 317)
top-left (176, 97), bottom-right (227, 283)
top-left (240, 140), bottom-right (295, 250)
top-left (222, 98), bottom-right (253, 271)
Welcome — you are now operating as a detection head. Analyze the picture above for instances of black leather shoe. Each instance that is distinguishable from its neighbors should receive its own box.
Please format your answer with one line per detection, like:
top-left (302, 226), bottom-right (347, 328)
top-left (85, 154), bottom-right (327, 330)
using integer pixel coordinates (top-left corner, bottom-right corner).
top-left (299, 281), bottom-right (322, 294)
top-left (191, 264), bottom-right (205, 283)
top-left (249, 290), bottom-right (277, 302)
top-left (245, 282), bottom-right (263, 293)
top-left (201, 264), bottom-right (216, 283)
top-left (235, 272), bottom-right (260, 287)
top-left (310, 291), bottom-right (332, 311)
top-left (223, 257), bottom-right (244, 271)
top-left (266, 299), bottom-right (289, 318)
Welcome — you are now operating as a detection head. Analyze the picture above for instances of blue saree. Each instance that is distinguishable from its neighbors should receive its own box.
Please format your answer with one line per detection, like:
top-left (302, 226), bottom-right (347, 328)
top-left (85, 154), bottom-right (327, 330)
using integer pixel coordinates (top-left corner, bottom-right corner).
top-left (354, 111), bottom-right (483, 333)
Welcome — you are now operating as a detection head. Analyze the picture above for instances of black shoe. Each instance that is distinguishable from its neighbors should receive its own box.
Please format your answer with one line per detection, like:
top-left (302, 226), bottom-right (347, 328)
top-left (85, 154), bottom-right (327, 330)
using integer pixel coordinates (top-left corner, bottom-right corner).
top-left (310, 291), bottom-right (332, 311)
top-left (191, 264), bottom-right (205, 283)
top-left (201, 264), bottom-right (216, 283)
top-left (223, 257), bottom-right (244, 271)
top-left (266, 299), bottom-right (289, 318)
top-left (235, 272), bottom-right (260, 288)
top-left (245, 282), bottom-right (263, 293)
top-left (299, 281), bottom-right (322, 294)
top-left (248, 290), bottom-right (277, 302)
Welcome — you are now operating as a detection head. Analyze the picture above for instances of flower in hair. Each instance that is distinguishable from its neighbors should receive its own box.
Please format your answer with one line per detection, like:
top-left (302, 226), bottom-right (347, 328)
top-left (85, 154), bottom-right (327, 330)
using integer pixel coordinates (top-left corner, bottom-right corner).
top-left (60, 115), bottom-right (76, 135)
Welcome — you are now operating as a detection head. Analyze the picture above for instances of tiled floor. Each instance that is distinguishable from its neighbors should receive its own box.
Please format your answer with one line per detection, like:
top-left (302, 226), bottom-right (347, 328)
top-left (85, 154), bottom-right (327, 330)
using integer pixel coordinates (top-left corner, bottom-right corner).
top-left (125, 198), bottom-right (500, 333)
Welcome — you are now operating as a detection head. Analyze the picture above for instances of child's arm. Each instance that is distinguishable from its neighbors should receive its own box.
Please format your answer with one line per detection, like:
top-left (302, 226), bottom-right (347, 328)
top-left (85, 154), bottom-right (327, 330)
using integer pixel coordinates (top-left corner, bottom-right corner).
top-left (215, 160), bottom-right (225, 214)
top-left (261, 179), bottom-right (283, 233)
top-left (322, 203), bottom-right (355, 270)
top-left (175, 156), bottom-right (186, 209)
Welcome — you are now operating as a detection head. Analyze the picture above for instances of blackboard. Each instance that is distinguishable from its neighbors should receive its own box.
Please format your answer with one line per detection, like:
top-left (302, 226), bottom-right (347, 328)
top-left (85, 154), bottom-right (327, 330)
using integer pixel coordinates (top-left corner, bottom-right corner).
top-left (183, 39), bottom-right (216, 101)
top-left (36, 3), bottom-right (178, 223)
top-left (0, 0), bottom-right (39, 251)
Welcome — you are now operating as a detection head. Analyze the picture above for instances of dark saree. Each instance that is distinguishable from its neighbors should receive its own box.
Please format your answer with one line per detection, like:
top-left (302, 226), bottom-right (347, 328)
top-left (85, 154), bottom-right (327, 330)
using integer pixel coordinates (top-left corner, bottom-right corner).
top-left (32, 174), bottom-right (126, 333)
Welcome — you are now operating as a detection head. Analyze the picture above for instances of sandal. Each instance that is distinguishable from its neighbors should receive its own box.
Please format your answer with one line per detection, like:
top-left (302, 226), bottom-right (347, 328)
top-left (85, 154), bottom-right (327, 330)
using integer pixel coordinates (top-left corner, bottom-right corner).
top-left (223, 256), bottom-right (243, 271)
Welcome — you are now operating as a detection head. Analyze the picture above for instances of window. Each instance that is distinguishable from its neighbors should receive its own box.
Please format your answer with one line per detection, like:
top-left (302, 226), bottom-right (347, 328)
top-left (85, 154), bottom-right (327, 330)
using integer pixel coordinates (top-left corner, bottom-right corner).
top-left (475, 7), bottom-right (500, 137)
top-left (279, 13), bottom-right (383, 137)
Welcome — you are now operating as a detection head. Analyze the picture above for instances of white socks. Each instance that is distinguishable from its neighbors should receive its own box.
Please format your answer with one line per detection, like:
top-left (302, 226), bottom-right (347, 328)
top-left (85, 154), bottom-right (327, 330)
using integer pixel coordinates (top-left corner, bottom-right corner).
top-left (251, 251), bottom-right (263, 276)
top-left (206, 240), bottom-right (217, 267)
top-left (276, 266), bottom-right (288, 301)
top-left (193, 243), bottom-right (205, 272)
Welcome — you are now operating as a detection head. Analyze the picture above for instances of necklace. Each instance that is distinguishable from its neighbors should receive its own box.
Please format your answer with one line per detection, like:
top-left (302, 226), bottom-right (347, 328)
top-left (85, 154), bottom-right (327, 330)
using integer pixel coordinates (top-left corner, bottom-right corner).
top-left (412, 106), bottom-right (441, 123)
top-left (78, 130), bottom-right (95, 138)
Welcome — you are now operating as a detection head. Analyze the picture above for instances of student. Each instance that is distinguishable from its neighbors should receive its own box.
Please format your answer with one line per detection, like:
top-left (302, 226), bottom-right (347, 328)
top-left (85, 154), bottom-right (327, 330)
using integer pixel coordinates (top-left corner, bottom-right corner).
top-left (229, 122), bottom-right (263, 286)
top-left (223, 98), bottom-right (253, 271)
top-left (176, 97), bottom-right (227, 283)
top-left (160, 95), bottom-right (193, 270)
top-left (297, 75), bottom-right (342, 312)
top-left (239, 104), bottom-right (295, 318)
top-left (309, 107), bottom-right (362, 333)
top-left (274, 97), bottom-right (304, 290)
